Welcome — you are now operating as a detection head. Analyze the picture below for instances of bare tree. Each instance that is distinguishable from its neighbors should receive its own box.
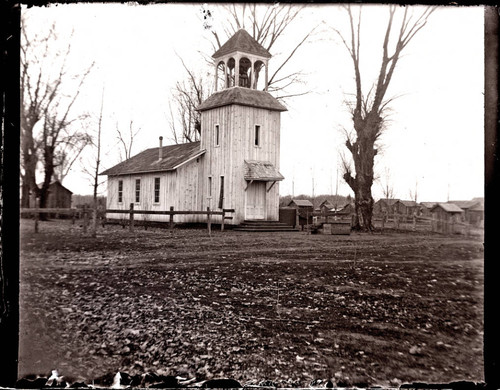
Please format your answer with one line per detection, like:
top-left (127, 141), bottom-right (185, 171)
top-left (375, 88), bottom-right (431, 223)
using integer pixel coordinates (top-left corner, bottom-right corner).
top-left (167, 58), bottom-right (209, 144)
top-left (21, 17), bottom-right (94, 209)
top-left (169, 4), bottom-right (319, 143)
top-left (408, 179), bottom-right (418, 203)
top-left (207, 3), bottom-right (319, 99)
top-left (81, 88), bottom-right (106, 237)
top-left (92, 89), bottom-right (105, 237)
top-left (334, 5), bottom-right (435, 231)
top-left (116, 119), bottom-right (141, 161)
top-left (380, 167), bottom-right (395, 200)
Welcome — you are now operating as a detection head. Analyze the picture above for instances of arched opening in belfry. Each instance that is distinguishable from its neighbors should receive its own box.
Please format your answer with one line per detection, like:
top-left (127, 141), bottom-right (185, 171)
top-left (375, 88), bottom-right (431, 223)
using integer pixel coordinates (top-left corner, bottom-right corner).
top-left (216, 61), bottom-right (226, 91)
top-left (254, 60), bottom-right (266, 90)
top-left (238, 57), bottom-right (252, 88)
top-left (227, 57), bottom-right (236, 87)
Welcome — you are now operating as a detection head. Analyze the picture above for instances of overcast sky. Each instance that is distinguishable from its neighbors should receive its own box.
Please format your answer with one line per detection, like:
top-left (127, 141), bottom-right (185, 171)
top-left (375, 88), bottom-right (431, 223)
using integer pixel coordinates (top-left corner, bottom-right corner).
top-left (22, 3), bottom-right (484, 203)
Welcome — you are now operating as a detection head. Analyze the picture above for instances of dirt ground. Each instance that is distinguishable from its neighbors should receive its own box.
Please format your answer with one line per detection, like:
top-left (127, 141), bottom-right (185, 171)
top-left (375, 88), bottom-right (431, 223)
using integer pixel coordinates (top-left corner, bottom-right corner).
top-left (19, 219), bottom-right (484, 387)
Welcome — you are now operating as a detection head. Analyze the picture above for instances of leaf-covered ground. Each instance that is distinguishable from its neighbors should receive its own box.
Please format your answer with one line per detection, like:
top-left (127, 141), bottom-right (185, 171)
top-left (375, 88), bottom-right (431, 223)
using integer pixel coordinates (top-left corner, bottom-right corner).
top-left (19, 220), bottom-right (484, 387)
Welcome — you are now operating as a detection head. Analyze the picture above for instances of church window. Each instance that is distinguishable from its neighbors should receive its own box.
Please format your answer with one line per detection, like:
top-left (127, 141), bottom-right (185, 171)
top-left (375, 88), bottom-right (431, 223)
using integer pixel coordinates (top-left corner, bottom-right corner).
top-left (255, 125), bottom-right (261, 146)
top-left (215, 124), bottom-right (220, 146)
top-left (118, 180), bottom-right (123, 203)
top-left (135, 179), bottom-right (141, 203)
top-left (154, 177), bottom-right (160, 203)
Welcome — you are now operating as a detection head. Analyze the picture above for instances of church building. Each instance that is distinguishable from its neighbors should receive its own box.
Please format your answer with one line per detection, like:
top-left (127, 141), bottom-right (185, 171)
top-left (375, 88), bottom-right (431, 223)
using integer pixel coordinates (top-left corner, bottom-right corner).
top-left (101, 29), bottom-right (286, 225)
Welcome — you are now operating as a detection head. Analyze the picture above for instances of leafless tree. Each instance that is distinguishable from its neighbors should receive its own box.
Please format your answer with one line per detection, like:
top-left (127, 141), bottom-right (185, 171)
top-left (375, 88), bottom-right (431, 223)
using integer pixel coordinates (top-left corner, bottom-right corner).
top-left (169, 3), bottom-right (319, 143)
top-left (380, 167), bottom-right (395, 200)
top-left (207, 3), bottom-right (318, 99)
top-left (409, 179), bottom-right (418, 203)
top-left (167, 58), bottom-right (209, 144)
top-left (334, 5), bottom-right (435, 231)
top-left (116, 119), bottom-right (141, 161)
top-left (21, 17), bottom-right (94, 209)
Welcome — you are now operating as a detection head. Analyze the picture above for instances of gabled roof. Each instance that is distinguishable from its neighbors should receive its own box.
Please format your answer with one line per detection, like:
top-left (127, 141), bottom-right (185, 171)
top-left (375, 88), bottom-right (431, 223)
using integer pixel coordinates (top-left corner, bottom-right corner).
top-left (213, 29), bottom-right (272, 59)
top-left (100, 142), bottom-right (205, 176)
top-left (448, 200), bottom-right (480, 209)
top-left (36, 180), bottom-right (73, 194)
top-left (288, 199), bottom-right (313, 207)
top-left (420, 202), bottom-right (436, 208)
top-left (244, 160), bottom-right (284, 181)
top-left (376, 198), bottom-right (399, 206)
top-left (431, 202), bottom-right (464, 213)
top-left (469, 203), bottom-right (484, 212)
top-left (399, 200), bottom-right (418, 207)
top-left (319, 200), bottom-right (334, 208)
top-left (197, 87), bottom-right (287, 112)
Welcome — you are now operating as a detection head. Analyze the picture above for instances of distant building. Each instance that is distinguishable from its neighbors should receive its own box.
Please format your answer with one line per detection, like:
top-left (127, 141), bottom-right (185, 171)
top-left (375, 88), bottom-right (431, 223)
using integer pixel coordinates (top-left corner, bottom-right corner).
top-left (287, 199), bottom-right (314, 211)
top-left (395, 200), bottom-right (420, 216)
top-left (447, 199), bottom-right (484, 225)
top-left (419, 202), bottom-right (436, 217)
top-left (430, 202), bottom-right (464, 234)
top-left (373, 198), bottom-right (399, 215)
top-left (319, 200), bottom-right (334, 213)
top-left (287, 199), bottom-right (314, 228)
top-left (30, 180), bottom-right (73, 209)
top-left (338, 202), bottom-right (355, 215)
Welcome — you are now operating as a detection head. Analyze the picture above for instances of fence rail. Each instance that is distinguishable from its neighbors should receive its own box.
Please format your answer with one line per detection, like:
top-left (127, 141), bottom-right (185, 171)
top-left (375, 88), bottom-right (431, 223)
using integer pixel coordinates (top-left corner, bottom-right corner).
top-left (21, 204), bottom-right (235, 234)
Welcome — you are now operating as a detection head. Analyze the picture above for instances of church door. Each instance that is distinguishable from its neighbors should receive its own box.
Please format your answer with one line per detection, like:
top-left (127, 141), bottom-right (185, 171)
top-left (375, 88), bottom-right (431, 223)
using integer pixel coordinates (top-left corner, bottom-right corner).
top-left (246, 182), bottom-right (266, 220)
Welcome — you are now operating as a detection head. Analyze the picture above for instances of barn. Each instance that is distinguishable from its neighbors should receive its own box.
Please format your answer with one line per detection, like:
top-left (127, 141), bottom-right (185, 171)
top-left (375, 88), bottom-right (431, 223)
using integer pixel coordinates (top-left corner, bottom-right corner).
top-left (101, 29), bottom-right (286, 226)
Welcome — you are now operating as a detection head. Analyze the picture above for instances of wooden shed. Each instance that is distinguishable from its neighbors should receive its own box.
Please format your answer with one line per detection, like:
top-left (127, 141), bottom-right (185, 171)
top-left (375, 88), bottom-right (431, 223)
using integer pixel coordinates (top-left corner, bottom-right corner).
top-left (287, 199), bottom-right (314, 228)
top-left (319, 200), bottom-right (334, 214)
top-left (33, 180), bottom-right (73, 209)
top-left (395, 200), bottom-right (420, 216)
top-left (430, 202), bottom-right (464, 234)
top-left (447, 200), bottom-right (484, 225)
top-left (373, 198), bottom-right (399, 215)
top-left (288, 199), bottom-right (314, 212)
top-left (419, 202), bottom-right (436, 217)
top-left (467, 202), bottom-right (484, 227)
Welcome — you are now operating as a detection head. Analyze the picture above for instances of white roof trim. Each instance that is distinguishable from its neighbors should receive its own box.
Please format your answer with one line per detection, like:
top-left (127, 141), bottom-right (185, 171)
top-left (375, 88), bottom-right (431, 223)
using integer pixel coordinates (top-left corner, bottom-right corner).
top-left (171, 149), bottom-right (206, 170)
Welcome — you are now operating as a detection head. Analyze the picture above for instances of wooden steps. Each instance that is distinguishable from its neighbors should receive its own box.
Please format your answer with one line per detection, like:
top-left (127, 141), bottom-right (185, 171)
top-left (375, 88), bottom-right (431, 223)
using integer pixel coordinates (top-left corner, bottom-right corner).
top-left (234, 220), bottom-right (299, 232)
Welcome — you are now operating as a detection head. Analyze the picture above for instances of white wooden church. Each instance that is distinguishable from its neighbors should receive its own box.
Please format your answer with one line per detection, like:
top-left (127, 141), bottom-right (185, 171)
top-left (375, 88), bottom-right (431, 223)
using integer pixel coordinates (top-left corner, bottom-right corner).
top-left (101, 29), bottom-right (286, 225)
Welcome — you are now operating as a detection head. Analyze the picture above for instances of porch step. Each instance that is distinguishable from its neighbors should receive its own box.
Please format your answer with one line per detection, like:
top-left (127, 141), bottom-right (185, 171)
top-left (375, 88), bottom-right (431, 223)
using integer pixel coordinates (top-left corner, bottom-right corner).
top-left (234, 220), bottom-right (299, 232)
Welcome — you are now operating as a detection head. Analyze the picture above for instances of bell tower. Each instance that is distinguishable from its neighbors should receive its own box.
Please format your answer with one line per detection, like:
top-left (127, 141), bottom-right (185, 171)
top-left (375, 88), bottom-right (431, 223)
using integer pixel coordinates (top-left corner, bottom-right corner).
top-left (197, 29), bottom-right (286, 225)
top-left (212, 29), bottom-right (271, 91)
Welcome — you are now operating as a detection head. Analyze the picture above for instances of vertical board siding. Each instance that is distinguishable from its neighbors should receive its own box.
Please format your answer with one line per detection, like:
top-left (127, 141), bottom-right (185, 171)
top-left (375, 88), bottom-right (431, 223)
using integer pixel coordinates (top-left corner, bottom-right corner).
top-left (200, 105), bottom-right (281, 224)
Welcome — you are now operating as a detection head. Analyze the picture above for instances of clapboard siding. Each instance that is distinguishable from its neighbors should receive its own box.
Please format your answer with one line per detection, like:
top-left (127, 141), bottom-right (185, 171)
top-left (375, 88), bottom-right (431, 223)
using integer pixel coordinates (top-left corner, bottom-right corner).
top-left (106, 156), bottom-right (205, 223)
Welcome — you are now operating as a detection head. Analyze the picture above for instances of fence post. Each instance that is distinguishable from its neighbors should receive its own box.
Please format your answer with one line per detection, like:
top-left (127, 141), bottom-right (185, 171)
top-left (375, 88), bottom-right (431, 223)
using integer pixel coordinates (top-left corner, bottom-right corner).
top-left (129, 203), bottom-right (134, 232)
top-left (83, 205), bottom-right (88, 234)
top-left (169, 206), bottom-right (174, 232)
top-left (72, 209), bottom-right (76, 225)
top-left (34, 198), bottom-right (40, 233)
top-left (221, 209), bottom-right (225, 232)
top-left (207, 206), bottom-right (212, 235)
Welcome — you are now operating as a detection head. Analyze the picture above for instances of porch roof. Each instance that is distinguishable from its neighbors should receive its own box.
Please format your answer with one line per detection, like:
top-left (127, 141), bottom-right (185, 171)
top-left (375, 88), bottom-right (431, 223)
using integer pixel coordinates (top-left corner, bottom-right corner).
top-left (244, 160), bottom-right (284, 181)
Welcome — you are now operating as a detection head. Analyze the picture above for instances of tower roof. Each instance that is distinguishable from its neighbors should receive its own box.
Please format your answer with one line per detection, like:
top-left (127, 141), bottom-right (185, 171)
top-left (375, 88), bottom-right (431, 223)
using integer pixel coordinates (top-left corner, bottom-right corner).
top-left (197, 87), bottom-right (287, 112)
top-left (212, 29), bottom-right (271, 59)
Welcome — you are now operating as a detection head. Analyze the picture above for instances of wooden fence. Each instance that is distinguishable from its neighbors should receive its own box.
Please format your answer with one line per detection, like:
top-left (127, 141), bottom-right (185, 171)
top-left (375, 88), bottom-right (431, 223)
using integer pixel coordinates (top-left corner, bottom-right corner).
top-left (20, 204), bottom-right (235, 234)
top-left (305, 210), bottom-right (482, 237)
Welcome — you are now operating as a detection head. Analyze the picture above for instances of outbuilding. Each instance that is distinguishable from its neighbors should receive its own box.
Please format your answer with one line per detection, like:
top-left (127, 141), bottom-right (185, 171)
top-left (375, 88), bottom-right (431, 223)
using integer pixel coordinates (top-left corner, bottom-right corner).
top-left (430, 202), bottom-right (464, 234)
